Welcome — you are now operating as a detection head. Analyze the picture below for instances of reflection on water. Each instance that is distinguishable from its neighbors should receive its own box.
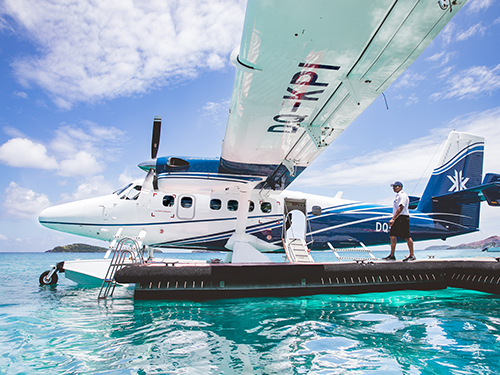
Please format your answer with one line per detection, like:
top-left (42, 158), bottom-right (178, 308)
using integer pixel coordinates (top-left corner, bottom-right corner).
top-left (1, 252), bottom-right (500, 374)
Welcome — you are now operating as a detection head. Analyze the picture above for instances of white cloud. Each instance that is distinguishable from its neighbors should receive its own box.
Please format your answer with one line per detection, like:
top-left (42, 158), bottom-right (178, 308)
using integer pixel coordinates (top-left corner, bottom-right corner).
top-left (296, 134), bottom-right (447, 189)
top-left (118, 170), bottom-right (144, 186)
top-left (466, 0), bottom-right (493, 14)
top-left (2, 181), bottom-right (51, 219)
top-left (426, 51), bottom-right (445, 62)
top-left (0, 122), bottom-right (124, 177)
top-left (58, 151), bottom-right (104, 177)
top-left (405, 93), bottom-right (419, 106)
top-left (12, 90), bottom-right (28, 99)
top-left (3, 0), bottom-right (246, 109)
top-left (439, 19), bottom-right (487, 45)
top-left (392, 71), bottom-right (426, 89)
top-left (0, 234), bottom-right (7, 240)
top-left (436, 65), bottom-right (455, 79)
top-left (450, 107), bottom-right (500, 173)
top-left (439, 22), bottom-right (455, 45)
top-left (60, 175), bottom-right (115, 201)
top-left (50, 123), bottom-right (124, 161)
top-left (431, 64), bottom-right (500, 100)
top-left (405, 93), bottom-right (420, 107)
top-left (456, 23), bottom-right (487, 41)
top-left (425, 51), bottom-right (456, 68)
top-left (0, 138), bottom-right (58, 169)
top-left (0, 15), bottom-right (8, 31)
top-left (200, 99), bottom-right (231, 126)
top-left (295, 107), bottom-right (500, 189)
top-left (86, 122), bottom-right (124, 142)
top-left (3, 126), bottom-right (27, 138)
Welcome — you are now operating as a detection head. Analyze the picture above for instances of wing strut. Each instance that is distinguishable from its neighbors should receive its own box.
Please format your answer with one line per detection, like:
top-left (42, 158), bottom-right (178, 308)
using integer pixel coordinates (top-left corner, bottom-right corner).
top-left (225, 181), bottom-right (273, 263)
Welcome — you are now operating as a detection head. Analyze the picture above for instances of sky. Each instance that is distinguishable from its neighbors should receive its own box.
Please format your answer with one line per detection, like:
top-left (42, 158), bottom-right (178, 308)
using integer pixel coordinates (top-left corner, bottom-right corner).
top-left (0, 0), bottom-right (499, 252)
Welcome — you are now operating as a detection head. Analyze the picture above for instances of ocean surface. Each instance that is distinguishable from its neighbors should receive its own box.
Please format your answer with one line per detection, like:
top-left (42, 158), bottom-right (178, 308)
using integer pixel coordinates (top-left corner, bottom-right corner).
top-left (1, 249), bottom-right (500, 374)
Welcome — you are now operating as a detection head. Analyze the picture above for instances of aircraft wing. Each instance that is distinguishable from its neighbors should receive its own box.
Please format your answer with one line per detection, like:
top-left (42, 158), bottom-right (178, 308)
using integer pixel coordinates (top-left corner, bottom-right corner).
top-left (220, 0), bottom-right (466, 190)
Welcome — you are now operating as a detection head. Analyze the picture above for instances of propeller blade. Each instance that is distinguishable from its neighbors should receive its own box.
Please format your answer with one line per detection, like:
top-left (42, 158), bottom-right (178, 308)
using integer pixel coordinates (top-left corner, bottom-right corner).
top-left (141, 168), bottom-right (155, 194)
top-left (151, 116), bottom-right (161, 159)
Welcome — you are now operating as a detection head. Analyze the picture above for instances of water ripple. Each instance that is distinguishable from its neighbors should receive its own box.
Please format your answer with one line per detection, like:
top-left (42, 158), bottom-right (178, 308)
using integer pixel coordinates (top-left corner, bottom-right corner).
top-left (1, 252), bottom-right (500, 374)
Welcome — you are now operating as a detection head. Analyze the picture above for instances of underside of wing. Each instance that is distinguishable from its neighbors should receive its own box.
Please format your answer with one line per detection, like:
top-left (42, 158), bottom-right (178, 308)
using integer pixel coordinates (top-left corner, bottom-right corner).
top-left (220, 0), bottom-right (466, 190)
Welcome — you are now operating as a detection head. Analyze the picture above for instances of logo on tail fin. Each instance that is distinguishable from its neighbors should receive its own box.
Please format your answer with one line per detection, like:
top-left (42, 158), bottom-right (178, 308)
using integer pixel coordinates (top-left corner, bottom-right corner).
top-left (447, 170), bottom-right (469, 192)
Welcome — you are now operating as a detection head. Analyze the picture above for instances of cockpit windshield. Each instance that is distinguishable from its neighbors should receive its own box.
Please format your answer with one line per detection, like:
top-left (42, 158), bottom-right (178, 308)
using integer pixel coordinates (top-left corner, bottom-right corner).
top-left (113, 183), bottom-right (133, 196)
top-left (113, 183), bottom-right (143, 200)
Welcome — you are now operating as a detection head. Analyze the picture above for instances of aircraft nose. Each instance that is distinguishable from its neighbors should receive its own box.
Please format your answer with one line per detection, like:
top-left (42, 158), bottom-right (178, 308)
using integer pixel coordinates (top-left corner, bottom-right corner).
top-left (38, 201), bottom-right (85, 228)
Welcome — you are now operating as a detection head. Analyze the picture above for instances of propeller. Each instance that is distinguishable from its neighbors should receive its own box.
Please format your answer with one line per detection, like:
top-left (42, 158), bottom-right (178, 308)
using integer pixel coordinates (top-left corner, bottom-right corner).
top-left (151, 116), bottom-right (161, 159)
top-left (143, 116), bottom-right (161, 192)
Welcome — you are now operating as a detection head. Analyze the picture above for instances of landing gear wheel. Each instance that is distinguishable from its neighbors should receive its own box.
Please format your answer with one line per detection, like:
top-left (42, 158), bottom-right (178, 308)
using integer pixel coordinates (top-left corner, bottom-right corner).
top-left (39, 270), bottom-right (58, 285)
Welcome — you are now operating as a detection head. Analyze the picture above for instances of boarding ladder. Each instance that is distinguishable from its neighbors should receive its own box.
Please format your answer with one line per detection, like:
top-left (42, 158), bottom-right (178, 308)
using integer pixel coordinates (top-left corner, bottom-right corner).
top-left (284, 238), bottom-right (314, 263)
top-left (282, 198), bottom-right (314, 263)
top-left (98, 229), bottom-right (147, 299)
top-left (328, 242), bottom-right (377, 262)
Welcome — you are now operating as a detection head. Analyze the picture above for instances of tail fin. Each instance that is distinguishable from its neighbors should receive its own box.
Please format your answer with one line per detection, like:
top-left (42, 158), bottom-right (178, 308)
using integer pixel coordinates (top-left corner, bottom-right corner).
top-left (417, 131), bottom-right (484, 230)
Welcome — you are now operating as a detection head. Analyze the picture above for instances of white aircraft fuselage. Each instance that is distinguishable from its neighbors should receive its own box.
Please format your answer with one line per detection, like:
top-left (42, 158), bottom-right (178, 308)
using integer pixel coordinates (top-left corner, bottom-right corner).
top-left (39, 176), bottom-right (351, 252)
top-left (39, 133), bottom-right (493, 254)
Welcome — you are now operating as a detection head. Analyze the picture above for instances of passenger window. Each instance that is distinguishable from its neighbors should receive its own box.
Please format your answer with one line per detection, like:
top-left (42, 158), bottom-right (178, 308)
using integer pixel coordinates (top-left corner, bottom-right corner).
top-left (248, 200), bottom-right (255, 212)
top-left (261, 202), bottom-right (272, 213)
top-left (210, 199), bottom-right (222, 210)
top-left (227, 200), bottom-right (239, 211)
top-left (181, 197), bottom-right (193, 208)
top-left (163, 195), bottom-right (175, 207)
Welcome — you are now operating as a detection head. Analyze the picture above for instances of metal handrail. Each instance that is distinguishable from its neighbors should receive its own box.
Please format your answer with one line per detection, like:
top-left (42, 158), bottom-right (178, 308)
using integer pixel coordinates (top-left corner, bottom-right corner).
top-left (328, 242), bottom-right (377, 262)
top-left (98, 236), bottom-right (145, 299)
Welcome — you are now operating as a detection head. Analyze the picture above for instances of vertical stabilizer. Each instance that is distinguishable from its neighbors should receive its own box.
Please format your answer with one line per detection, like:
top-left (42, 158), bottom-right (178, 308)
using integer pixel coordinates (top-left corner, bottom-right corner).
top-left (417, 132), bottom-right (484, 230)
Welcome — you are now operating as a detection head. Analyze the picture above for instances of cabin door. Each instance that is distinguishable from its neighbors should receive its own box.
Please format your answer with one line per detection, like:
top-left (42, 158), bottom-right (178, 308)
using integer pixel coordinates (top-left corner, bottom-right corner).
top-left (283, 198), bottom-right (307, 241)
top-left (177, 195), bottom-right (196, 220)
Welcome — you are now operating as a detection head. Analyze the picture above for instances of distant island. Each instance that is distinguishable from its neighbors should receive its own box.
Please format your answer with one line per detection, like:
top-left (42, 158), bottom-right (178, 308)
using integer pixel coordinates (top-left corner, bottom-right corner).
top-left (424, 245), bottom-right (449, 250)
top-left (425, 235), bottom-right (500, 250)
top-left (47, 237), bottom-right (500, 253)
top-left (46, 243), bottom-right (108, 252)
top-left (45, 243), bottom-right (163, 253)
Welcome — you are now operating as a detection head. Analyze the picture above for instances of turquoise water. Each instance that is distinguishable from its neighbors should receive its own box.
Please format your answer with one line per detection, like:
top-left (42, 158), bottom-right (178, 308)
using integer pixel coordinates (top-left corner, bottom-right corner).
top-left (1, 250), bottom-right (500, 374)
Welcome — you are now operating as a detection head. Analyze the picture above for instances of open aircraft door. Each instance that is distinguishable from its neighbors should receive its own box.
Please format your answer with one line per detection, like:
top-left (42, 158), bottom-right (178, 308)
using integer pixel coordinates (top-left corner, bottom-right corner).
top-left (283, 198), bottom-right (313, 263)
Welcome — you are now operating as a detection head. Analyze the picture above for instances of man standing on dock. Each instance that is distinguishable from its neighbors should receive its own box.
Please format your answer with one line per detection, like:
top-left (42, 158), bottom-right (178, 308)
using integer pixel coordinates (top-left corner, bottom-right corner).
top-left (384, 181), bottom-right (415, 261)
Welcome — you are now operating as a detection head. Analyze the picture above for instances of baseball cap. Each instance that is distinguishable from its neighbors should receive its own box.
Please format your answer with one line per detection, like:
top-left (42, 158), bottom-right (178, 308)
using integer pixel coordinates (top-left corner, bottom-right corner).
top-left (390, 181), bottom-right (403, 188)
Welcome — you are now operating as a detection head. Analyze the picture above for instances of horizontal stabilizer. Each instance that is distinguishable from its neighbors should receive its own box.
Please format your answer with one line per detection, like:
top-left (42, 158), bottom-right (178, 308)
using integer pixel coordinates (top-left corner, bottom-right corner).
top-left (408, 196), bottom-right (420, 209)
top-left (482, 173), bottom-right (500, 206)
top-left (432, 181), bottom-right (500, 207)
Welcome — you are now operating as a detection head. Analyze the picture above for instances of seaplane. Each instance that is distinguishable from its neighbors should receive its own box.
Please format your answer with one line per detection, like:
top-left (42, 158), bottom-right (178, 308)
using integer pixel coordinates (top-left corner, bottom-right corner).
top-left (37, 0), bottom-right (500, 295)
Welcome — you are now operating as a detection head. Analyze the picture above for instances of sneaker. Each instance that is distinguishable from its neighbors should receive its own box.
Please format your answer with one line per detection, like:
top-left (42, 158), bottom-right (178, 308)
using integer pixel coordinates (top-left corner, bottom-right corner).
top-left (403, 255), bottom-right (416, 262)
top-left (383, 255), bottom-right (396, 261)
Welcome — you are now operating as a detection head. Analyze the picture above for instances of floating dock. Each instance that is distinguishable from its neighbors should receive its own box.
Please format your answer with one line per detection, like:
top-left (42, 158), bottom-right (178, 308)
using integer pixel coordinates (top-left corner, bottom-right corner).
top-left (114, 258), bottom-right (500, 301)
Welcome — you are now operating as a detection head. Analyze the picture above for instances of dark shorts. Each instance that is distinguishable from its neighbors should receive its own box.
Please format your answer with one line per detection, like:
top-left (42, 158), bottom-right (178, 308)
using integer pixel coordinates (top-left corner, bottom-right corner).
top-left (389, 215), bottom-right (411, 239)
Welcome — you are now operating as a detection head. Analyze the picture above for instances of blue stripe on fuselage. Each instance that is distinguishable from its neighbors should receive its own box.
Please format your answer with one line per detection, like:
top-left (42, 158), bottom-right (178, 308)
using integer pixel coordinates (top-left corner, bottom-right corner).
top-left (40, 200), bottom-right (478, 250)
